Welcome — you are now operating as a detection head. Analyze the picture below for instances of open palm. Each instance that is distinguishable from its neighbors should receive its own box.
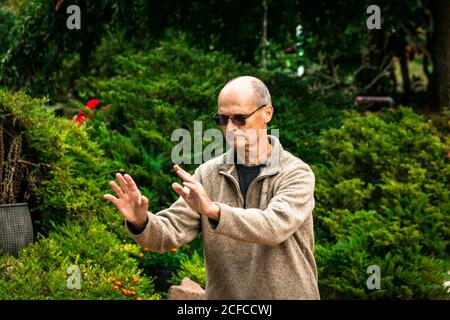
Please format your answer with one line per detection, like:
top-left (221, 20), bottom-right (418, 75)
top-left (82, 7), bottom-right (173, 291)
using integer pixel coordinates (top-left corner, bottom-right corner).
top-left (103, 173), bottom-right (149, 228)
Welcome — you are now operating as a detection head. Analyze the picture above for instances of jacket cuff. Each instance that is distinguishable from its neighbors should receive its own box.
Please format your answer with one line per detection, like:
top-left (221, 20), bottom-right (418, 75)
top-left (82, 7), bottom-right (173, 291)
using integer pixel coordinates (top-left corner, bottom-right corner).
top-left (125, 213), bottom-right (150, 236)
top-left (208, 202), bottom-right (231, 234)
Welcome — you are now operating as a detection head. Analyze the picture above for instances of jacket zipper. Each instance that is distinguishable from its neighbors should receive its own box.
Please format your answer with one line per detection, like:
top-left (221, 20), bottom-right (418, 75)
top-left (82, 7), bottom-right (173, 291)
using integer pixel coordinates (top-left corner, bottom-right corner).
top-left (220, 171), bottom-right (272, 209)
top-left (243, 176), bottom-right (266, 209)
top-left (219, 171), bottom-right (245, 208)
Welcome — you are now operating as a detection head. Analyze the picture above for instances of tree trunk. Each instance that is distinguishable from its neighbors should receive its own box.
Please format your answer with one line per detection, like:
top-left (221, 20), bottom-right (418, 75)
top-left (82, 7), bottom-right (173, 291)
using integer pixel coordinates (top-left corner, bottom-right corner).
top-left (398, 33), bottom-right (411, 100)
top-left (357, 29), bottom-right (392, 96)
top-left (430, 0), bottom-right (450, 111)
top-left (260, 0), bottom-right (268, 70)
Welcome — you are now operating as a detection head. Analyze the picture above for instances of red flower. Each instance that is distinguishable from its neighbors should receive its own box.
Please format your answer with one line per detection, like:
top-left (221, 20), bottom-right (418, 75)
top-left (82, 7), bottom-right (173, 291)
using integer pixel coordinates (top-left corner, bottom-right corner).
top-left (86, 99), bottom-right (101, 110)
top-left (74, 115), bottom-right (87, 124)
top-left (78, 110), bottom-right (85, 115)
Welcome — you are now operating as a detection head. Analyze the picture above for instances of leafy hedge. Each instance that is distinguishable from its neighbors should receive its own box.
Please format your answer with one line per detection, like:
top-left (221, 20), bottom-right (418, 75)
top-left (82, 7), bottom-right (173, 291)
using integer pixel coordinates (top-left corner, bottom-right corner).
top-left (0, 218), bottom-right (159, 299)
top-left (314, 107), bottom-right (450, 299)
top-left (0, 89), bottom-right (158, 298)
top-left (170, 251), bottom-right (206, 289)
top-left (0, 89), bottom-right (123, 235)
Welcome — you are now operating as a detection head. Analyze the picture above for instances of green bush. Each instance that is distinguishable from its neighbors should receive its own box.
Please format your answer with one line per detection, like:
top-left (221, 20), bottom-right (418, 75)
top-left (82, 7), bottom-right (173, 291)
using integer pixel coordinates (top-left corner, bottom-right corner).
top-left (0, 7), bottom-right (15, 59)
top-left (0, 89), bottom-right (124, 237)
top-left (0, 89), bottom-right (163, 299)
top-left (170, 251), bottom-right (206, 289)
top-left (0, 218), bottom-right (159, 299)
top-left (314, 107), bottom-right (450, 299)
top-left (139, 248), bottom-right (189, 270)
top-left (269, 77), bottom-right (347, 164)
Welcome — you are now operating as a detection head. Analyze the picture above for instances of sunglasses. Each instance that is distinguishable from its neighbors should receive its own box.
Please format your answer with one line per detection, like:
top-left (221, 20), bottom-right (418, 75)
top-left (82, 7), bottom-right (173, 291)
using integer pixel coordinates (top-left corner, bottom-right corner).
top-left (213, 105), bottom-right (267, 127)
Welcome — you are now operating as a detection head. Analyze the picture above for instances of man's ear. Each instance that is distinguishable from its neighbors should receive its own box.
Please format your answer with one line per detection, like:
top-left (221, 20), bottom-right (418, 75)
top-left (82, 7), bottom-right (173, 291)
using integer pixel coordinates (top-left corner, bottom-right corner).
top-left (263, 105), bottom-right (274, 123)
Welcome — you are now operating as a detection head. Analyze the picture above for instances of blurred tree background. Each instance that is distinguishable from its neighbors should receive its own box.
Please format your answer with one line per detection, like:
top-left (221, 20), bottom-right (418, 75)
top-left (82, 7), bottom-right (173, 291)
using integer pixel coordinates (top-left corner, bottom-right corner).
top-left (0, 0), bottom-right (449, 109)
top-left (0, 0), bottom-right (448, 299)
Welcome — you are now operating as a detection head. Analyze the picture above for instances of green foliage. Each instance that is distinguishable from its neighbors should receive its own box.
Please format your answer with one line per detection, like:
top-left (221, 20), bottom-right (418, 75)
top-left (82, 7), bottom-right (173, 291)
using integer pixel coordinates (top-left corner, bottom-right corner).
top-left (0, 218), bottom-right (159, 299)
top-left (0, 7), bottom-right (15, 58)
top-left (0, 0), bottom-right (119, 99)
top-left (314, 107), bottom-right (450, 299)
top-left (0, 0), bottom-right (298, 98)
top-left (0, 0), bottom-right (445, 110)
top-left (257, 40), bottom-right (303, 75)
top-left (139, 249), bottom-right (188, 270)
top-left (137, 233), bottom-right (204, 271)
top-left (268, 73), bottom-right (348, 164)
top-left (426, 107), bottom-right (450, 146)
top-left (0, 89), bottom-right (125, 238)
top-left (170, 251), bottom-right (206, 289)
top-left (0, 89), bottom-right (161, 299)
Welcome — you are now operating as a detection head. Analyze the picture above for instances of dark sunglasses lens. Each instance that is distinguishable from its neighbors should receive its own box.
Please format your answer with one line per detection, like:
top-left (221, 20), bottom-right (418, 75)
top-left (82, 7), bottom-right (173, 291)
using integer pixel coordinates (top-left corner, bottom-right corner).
top-left (213, 115), bottom-right (246, 126)
top-left (213, 115), bottom-right (229, 126)
top-left (220, 116), bottom-right (230, 126)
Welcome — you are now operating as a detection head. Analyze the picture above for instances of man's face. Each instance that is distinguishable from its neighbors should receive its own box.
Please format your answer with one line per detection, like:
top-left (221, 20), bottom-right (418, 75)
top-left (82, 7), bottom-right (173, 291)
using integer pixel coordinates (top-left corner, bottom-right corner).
top-left (217, 85), bottom-right (272, 151)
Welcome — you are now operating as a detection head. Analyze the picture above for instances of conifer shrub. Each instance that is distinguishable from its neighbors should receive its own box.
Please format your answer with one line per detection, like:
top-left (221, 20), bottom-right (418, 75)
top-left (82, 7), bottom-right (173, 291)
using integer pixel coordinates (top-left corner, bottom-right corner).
top-left (314, 107), bottom-right (450, 299)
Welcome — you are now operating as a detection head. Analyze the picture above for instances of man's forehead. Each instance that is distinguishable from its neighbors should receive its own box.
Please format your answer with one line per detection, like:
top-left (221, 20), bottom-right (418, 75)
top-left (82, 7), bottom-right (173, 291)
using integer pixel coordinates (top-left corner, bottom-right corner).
top-left (218, 85), bottom-right (254, 106)
top-left (218, 98), bottom-right (254, 114)
top-left (217, 104), bottom-right (247, 115)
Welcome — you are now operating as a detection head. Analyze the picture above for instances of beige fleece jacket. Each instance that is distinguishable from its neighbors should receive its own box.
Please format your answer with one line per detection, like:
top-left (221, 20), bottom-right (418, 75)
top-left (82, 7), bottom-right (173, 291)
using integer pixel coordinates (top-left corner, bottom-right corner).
top-left (128, 135), bottom-right (320, 299)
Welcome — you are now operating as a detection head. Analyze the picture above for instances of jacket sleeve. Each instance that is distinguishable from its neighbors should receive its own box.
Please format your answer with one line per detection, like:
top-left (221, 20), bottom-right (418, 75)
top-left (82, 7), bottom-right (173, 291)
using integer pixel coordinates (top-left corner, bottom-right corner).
top-left (210, 165), bottom-right (315, 246)
top-left (126, 169), bottom-right (202, 253)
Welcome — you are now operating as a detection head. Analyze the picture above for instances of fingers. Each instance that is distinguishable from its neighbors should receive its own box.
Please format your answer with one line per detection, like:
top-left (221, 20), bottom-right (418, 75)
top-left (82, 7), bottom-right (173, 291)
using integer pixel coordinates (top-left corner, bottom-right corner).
top-left (172, 182), bottom-right (190, 198)
top-left (116, 173), bottom-right (129, 193)
top-left (182, 181), bottom-right (199, 194)
top-left (109, 181), bottom-right (124, 197)
top-left (124, 174), bottom-right (139, 193)
top-left (103, 194), bottom-right (119, 206)
top-left (173, 165), bottom-right (196, 183)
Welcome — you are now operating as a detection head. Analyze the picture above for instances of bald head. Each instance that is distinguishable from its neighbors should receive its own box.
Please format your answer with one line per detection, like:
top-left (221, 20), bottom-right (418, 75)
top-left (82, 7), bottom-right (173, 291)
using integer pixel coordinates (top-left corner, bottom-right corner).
top-left (218, 76), bottom-right (272, 108)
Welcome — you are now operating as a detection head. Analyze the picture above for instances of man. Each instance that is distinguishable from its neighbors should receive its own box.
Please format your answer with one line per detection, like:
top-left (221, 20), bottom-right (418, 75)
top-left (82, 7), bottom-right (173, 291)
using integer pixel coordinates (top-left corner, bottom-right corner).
top-left (103, 76), bottom-right (320, 299)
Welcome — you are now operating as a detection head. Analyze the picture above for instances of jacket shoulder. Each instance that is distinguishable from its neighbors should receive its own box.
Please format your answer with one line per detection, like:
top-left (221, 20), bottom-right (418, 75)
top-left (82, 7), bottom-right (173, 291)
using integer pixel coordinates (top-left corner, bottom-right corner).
top-left (280, 149), bottom-right (314, 175)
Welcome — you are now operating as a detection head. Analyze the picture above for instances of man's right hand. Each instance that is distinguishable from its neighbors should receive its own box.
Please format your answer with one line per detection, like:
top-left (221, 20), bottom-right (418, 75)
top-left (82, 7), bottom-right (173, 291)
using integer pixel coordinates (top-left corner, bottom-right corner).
top-left (103, 173), bottom-right (149, 230)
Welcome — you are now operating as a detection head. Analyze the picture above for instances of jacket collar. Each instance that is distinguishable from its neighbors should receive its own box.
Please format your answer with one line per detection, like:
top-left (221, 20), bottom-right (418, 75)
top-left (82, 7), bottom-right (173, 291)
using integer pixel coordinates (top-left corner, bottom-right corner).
top-left (219, 135), bottom-right (282, 177)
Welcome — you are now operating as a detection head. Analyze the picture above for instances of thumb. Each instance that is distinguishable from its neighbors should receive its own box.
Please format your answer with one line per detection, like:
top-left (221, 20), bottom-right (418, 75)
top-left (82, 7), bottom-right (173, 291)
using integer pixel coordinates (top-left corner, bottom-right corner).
top-left (140, 195), bottom-right (149, 209)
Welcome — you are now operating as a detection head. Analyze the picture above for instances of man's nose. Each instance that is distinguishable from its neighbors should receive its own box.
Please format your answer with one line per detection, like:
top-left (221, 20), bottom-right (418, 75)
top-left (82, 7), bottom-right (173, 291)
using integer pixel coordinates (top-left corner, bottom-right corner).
top-left (226, 118), bottom-right (238, 131)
